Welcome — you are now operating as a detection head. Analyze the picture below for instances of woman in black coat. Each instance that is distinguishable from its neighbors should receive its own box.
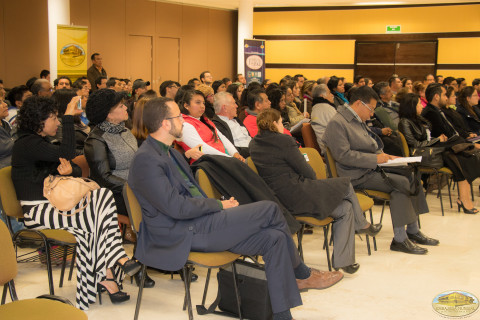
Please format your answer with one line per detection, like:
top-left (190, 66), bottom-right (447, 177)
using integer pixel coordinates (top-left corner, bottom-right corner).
top-left (398, 93), bottom-right (479, 214)
top-left (249, 109), bottom-right (381, 273)
top-left (457, 86), bottom-right (480, 134)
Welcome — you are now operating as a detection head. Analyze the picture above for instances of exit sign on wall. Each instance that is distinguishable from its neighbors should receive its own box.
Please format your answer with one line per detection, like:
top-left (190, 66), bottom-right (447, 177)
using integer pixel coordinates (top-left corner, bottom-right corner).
top-left (386, 25), bottom-right (401, 33)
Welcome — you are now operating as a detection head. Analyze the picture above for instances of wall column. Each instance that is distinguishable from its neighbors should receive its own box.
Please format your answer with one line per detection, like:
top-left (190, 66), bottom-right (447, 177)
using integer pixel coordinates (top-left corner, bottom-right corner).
top-left (48, 0), bottom-right (70, 83)
top-left (237, 0), bottom-right (253, 76)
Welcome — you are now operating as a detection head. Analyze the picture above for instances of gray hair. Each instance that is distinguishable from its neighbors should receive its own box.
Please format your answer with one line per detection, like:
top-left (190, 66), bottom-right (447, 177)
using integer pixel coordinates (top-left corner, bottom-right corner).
top-left (213, 91), bottom-right (233, 114)
top-left (312, 84), bottom-right (329, 98)
top-left (31, 79), bottom-right (49, 95)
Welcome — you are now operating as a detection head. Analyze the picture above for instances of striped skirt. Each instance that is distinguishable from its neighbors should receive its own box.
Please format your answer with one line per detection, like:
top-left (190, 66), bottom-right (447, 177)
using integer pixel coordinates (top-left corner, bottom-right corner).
top-left (22, 188), bottom-right (127, 310)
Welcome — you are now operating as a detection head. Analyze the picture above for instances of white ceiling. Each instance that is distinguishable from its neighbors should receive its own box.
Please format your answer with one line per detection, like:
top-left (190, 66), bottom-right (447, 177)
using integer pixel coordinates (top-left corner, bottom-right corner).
top-left (152, 0), bottom-right (479, 10)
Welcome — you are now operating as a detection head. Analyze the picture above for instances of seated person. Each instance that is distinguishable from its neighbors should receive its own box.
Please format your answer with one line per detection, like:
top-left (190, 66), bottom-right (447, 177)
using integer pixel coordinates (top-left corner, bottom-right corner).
top-left (311, 84), bottom-right (336, 149)
top-left (212, 92), bottom-right (251, 158)
top-left (457, 86), bottom-right (480, 134)
top-left (268, 88), bottom-right (291, 130)
top-left (373, 82), bottom-right (400, 131)
top-left (323, 86), bottom-right (439, 255)
top-left (327, 76), bottom-right (348, 109)
top-left (422, 84), bottom-right (479, 142)
top-left (12, 96), bottom-right (140, 310)
top-left (285, 85), bottom-right (309, 126)
top-left (51, 89), bottom-right (90, 154)
top-left (398, 93), bottom-right (479, 214)
top-left (250, 109), bottom-right (381, 273)
top-left (6, 85), bottom-right (32, 127)
top-left (176, 89), bottom-right (244, 162)
top-left (129, 97), bottom-right (344, 320)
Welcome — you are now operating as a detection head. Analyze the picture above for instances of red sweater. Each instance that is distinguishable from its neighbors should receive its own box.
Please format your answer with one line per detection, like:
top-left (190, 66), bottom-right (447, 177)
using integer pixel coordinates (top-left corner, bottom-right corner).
top-left (176, 115), bottom-right (226, 153)
top-left (243, 112), bottom-right (292, 137)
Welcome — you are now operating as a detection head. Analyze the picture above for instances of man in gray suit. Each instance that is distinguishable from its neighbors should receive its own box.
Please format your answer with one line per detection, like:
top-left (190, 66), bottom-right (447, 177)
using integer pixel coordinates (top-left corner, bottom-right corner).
top-left (323, 86), bottom-right (439, 255)
top-left (128, 97), bottom-right (343, 320)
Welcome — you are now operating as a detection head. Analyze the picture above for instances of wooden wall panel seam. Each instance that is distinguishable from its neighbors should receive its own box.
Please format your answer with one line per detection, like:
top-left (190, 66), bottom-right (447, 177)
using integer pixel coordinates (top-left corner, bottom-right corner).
top-left (254, 32), bottom-right (480, 41)
top-left (253, 2), bottom-right (480, 12)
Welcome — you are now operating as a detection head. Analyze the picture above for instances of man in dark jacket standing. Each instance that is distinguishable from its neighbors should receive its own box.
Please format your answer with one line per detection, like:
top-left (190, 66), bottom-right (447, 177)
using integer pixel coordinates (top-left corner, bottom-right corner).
top-left (128, 97), bottom-right (343, 320)
top-left (87, 53), bottom-right (107, 92)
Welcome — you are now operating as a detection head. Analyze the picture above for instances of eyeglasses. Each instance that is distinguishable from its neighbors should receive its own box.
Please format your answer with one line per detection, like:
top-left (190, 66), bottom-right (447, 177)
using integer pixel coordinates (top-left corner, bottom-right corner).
top-left (360, 100), bottom-right (375, 113)
top-left (166, 114), bottom-right (182, 120)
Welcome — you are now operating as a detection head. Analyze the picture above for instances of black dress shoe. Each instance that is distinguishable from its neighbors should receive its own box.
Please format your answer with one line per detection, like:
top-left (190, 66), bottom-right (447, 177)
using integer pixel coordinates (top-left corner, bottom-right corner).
top-left (407, 231), bottom-right (439, 246)
top-left (357, 223), bottom-right (382, 237)
top-left (390, 238), bottom-right (428, 255)
top-left (133, 270), bottom-right (155, 288)
top-left (334, 263), bottom-right (360, 274)
top-left (179, 269), bottom-right (198, 282)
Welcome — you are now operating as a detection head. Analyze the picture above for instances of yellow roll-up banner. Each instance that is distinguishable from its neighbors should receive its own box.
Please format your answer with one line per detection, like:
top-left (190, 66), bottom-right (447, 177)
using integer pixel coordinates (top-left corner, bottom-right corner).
top-left (57, 25), bottom-right (88, 78)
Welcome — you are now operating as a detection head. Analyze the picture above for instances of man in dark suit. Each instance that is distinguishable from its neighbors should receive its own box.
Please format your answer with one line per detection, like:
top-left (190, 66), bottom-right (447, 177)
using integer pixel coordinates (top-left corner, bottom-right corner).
top-left (212, 92), bottom-right (251, 158)
top-left (128, 97), bottom-right (343, 320)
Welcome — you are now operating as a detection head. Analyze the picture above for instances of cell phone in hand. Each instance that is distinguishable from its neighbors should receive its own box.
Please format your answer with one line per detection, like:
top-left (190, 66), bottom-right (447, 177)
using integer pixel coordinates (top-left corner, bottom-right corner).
top-left (77, 99), bottom-right (82, 110)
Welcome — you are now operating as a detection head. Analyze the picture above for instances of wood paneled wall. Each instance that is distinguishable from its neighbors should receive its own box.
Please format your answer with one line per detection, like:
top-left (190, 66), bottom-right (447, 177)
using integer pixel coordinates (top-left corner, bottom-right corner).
top-left (0, 0), bottom-right (237, 89)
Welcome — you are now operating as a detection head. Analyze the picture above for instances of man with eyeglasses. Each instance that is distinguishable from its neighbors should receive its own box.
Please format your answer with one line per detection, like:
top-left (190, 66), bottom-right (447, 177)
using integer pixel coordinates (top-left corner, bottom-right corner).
top-left (323, 86), bottom-right (438, 255)
top-left (159, 80), bottom-right (179, 99)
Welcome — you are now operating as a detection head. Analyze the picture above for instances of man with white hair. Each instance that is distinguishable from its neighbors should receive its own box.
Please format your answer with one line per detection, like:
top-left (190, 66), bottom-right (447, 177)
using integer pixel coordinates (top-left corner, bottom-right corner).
top-left (212, 92), bottom-right (252, 158)
top-left (310, 84), bottom-right (337, 151)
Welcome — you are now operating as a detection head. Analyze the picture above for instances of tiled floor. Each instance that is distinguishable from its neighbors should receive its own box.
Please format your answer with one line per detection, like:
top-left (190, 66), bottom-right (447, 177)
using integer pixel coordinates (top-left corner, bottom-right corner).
top-left (7, 186), bottom-right (480, 320)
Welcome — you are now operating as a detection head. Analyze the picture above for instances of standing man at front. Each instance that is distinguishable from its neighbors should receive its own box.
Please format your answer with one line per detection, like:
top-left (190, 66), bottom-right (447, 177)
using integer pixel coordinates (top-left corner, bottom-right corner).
top-left (87, 53), bottom-right (107, 92)
top-left (129, 97), bottom-right (343, 320)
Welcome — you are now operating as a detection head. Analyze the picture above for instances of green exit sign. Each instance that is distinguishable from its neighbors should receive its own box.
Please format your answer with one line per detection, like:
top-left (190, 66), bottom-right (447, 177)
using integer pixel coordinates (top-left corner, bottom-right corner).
top-left (386, 25), bottom-right (401, 33)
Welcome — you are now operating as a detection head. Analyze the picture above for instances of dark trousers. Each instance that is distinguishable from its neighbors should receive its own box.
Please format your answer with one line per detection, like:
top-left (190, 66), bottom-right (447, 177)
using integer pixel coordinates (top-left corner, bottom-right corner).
top-left (191, 200), bottom-right (303, 313)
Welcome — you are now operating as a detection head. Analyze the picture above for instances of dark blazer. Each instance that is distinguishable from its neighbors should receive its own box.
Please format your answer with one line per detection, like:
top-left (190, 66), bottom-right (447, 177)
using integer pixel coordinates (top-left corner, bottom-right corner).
top-left (211, 115), bottom-right (250, 158)
top-left (128, 136), bottom-right (221, 271)
top-left (249, 130), bottom-right (350, 220)
top-left (421, 104), bottom-right (460, 138)
top-left (456, 105), bottom-right (480, 134)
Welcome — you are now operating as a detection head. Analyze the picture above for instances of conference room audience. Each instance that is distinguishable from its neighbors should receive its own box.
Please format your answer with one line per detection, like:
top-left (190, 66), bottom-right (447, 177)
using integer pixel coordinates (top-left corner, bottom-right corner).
top-left (250, 108), bottom-right (381, 273)
top-left (11, 95), bottom-right (141, 310)
top-left (398, 93), bottom-right (479, 213)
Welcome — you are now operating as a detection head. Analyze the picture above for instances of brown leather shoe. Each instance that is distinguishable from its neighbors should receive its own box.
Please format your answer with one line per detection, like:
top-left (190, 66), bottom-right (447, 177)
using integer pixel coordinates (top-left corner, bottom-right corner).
top-left (296, 268), bottom-right (343, 291)
top-left (124, 227), bottom-right (137, 244)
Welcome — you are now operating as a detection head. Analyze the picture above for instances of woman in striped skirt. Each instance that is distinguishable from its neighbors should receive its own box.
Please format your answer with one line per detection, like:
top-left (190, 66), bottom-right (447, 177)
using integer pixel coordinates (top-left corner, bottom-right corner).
top-left (12, 95), bottom-right (140, 310)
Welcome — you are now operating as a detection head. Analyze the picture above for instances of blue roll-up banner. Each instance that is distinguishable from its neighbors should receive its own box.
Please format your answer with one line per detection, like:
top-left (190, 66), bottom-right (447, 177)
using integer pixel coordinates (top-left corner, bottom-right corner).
top-left (244, 39), bottom-right (265, 86)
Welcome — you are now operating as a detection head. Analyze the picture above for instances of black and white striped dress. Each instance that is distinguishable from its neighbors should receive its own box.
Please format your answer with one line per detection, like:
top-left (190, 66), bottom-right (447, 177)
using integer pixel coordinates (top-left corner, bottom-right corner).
top-left (22, 188), bottom-right (127, 310)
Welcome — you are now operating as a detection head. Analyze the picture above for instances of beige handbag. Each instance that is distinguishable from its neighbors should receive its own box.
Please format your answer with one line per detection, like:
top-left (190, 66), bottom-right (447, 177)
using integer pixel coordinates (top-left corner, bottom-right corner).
top-left (43, 175), bottom-right (100, 216)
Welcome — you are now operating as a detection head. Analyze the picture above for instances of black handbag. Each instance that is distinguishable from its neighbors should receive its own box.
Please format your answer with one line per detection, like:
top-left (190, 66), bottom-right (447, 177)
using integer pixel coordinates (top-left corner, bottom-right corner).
top-left (411, 146), bottom-right (444, 168)
top-left (197, 259), bottom-right (272, 320)
top-left (376, 165), bottom-right (421, 197)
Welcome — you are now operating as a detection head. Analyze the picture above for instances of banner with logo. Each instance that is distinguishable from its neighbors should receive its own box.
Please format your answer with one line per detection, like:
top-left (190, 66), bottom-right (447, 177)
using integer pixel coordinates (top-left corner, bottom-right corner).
top-left (57, 25), bottom-right (88, 78)
top-left (244, 39), bottom-right (265, 86)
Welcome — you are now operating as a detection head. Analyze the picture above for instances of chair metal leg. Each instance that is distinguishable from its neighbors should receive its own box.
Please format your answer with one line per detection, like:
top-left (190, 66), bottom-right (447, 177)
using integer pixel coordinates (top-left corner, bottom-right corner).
top-left (183, 266), bottom-right (194, 320)
top-left (201, 269), bottom-right (212, 306)
top-left (365, 235), bottom-right (371, 256)
top-left (59, 246), bottom-right (68, 287)
top-left (329, 224), bottom-right (334, 246)
top-left (68, 247), bottom-right (76, 281)
top-left (447, 177), bottom-right (453, 209)
top-left (231, 263), bottom-right (243, 320)
top-left (379, 201), bottom-right (386, 225)
top-left (44, 243), bottom-right (55, 295)
top-left (1, 284), bottom-right (7, 304)
top-left (134, 264), bottom-right (147, 320)
top-left (7, 280), bottom-right (17, 302)
top-left (369, 209), bottom-right (377, 251)
top-left (323, 225), bottom-right (332, 271)
top-left (297, 224), bottom-right (305, 260)
top-left (437, 173), bottom-right (445, 217)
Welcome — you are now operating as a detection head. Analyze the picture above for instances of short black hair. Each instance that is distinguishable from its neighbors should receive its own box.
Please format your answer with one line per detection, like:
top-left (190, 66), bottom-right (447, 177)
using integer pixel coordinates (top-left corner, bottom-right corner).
top-left (26, 77), bottom-right (38, 90)
top-left (372, 81), bottom-right (389, 96)
top-left (388, 76), bottom-right (399, 86)
top-left (54, 76), bottom-right (72, 87)
top-left (212, 80), bottom-right (224, 94)
top-left (40, 69), bottom-right (50, 79)
top-left (199, 71), bottom-right (210, 82)
top-left (354, 75), bottom-right (364, 84)
top-left (95, 76), bottom-right (107, 88)
top-left (349, 86), bottom-right (380, 105)
top-left (159, 80), bottom-right (176, 97)
top-left (293, 74), bottom-right (304, 81)
top-left (222, 77), bottom-right (231, 85)
top-left (106, 77), bottom-right (118, 88)
top-left (473, 78), bottom-right (480, 87)
top-left (425, 83), bottom-right (444, 103)
top-left (247, 88), bottom-right (265, 110)
top-left (234, 74), bottom-right (243, 82)
top-left (187, 78), bottom-right (199, 86)
top-left (91, 53), bottom-right (100, 61)
top-left (17, 96), bottom-right (57, 133)
top-left (7, 85), bottom-right (29, 106)
top-left (435, 75), bottom-right (443, 83)
top-left (142, 97), bottom-right (174, 133)
top-left (423, 74), bottom-right (434, 81)
top-left (443, 77), bottom-right (456, 86)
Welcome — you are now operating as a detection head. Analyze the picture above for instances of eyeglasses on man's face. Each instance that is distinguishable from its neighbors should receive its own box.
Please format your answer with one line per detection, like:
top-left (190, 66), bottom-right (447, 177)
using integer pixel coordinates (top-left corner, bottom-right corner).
top-left (360, 100), bottom-right (375, 113)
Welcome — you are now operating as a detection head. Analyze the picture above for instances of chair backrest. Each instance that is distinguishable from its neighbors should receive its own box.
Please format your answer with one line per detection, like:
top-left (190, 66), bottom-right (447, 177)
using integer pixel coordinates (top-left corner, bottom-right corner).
top-left (72, 155), bottom-right (90, 178)
top-left (0, 167), bottom-right (24, 219)
top-left (0, 220), bottom-right (17, 286)
top-left (195, 169), bottom-right (222, 200)
top-left (300, 147), bottom-right (327, 179)
top-left (324, 146), bottom-right (339, 178)
top-left (246, 157), bottom-right (259, 174)
top-left (301, 123), bottom-right (322, 155)
top-left (123, 183), bottom-right (143, 234)
top-left (397, 131), bottom-right (410, 157)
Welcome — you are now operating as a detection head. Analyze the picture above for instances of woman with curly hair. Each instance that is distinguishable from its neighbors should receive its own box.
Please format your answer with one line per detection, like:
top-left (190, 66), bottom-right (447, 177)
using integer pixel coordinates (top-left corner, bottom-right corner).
top-left (11, 96), bottom-right (141, 310)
